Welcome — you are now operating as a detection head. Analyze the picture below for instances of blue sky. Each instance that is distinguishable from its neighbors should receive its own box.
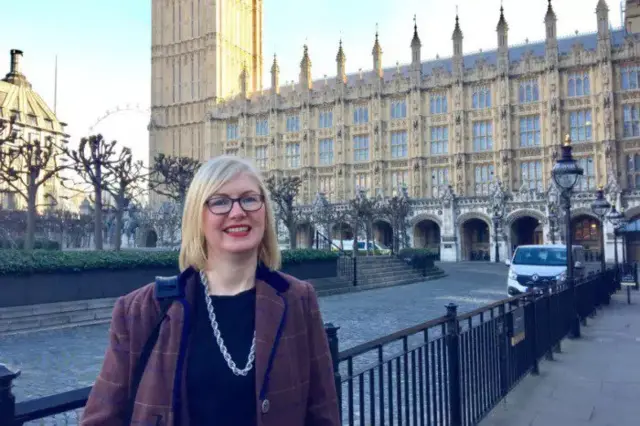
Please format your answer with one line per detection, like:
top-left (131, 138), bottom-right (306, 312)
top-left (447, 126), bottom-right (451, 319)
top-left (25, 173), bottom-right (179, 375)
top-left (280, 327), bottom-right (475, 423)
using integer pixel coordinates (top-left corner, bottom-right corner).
top-left (0, 0), bottom-right (623, 164)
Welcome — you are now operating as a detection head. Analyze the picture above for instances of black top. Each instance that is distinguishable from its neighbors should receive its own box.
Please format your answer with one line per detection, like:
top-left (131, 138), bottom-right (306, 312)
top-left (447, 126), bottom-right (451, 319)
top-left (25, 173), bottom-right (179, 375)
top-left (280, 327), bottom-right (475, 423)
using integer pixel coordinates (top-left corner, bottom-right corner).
top-left (186, 278), bottom-right (257, 426)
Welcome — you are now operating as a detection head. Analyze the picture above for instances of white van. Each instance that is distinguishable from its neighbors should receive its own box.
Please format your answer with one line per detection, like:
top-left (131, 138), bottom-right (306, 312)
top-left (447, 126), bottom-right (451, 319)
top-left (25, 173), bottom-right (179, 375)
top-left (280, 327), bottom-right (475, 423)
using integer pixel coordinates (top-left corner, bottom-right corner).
top-left (505, 244), bottom-right (586, 296)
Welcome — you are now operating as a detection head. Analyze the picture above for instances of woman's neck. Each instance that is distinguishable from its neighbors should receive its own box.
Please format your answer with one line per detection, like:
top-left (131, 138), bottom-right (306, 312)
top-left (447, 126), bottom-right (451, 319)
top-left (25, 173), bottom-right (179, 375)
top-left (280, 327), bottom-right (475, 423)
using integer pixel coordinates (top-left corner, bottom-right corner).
top-left (203, 251), bottom-right (258, 296)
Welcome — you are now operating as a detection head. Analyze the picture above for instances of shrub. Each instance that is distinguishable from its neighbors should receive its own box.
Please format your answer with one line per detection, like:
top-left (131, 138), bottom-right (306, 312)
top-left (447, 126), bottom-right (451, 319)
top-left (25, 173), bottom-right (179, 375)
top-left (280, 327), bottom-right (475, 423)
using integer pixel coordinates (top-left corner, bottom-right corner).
top-left (0, 248), bottom-right (339, 276)
top-left (397, 248), bottom-right (438, 272)
top-left (0, 238), bottom-right (61, 251)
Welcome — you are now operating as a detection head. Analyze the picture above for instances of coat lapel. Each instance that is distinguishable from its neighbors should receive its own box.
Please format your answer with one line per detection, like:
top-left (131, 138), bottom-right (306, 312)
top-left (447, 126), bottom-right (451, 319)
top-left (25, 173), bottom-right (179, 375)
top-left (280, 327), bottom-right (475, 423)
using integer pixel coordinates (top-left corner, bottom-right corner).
top-left (254, 265), bottom-right (290, 414)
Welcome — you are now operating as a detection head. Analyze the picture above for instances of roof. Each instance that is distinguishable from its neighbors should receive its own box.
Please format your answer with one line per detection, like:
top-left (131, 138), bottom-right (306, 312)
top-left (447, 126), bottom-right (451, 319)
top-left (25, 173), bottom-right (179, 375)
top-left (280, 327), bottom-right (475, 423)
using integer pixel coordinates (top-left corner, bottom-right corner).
top-left (0, 50), bottom-right (66, 135)
top-left (303, 28), bottom-right (630, 92)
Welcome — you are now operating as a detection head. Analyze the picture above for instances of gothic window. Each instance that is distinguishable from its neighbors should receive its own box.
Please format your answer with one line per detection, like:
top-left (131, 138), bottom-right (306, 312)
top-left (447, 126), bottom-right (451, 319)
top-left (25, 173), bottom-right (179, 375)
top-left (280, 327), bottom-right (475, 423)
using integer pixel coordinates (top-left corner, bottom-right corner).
top-left (353, 106), bottom-right (369, 124)
top-left (178, 1), bottom-right (182, 41)
top-left (430, 126), bottom-right (448, 155)
top-left (255, 146), bottom-right (268, 169)
top-left (520, 161), bottom-right (543, 192)
top-left (391, 171), bottom-right (409, 196)
top-left (569, 110), bottom-right (593, 142)
top-left (172, 60), bottom-right (179, 102)
top-left (518, 80), bottom-right (539, 104)
top-left (285, 143), bottom-right (300, 168)
top-left (390, 131), bottom-right (408, 158)
top-left (390, 100), bottom-right (407, 119)
top-left (286, 115), bottom-right (300, 132)
top-left (573, 217), bottom-right (599, 242)
top-left (431, 168), bottom-right (449, 197)
top-left (318, 110), bottom-right (333, 128)
top-left (576, 157), bottom-right (596, 191)
top-left (430, 94), bottom-right (448, 115)
top-left (472, 87), bottom-right (491, 109)
top-left (473, 121), bottom-right (493, 152)
top-left (190, 57), bottom-right (195, 100)
top-left (354, 173), bottom-right (370, 193)
top-left (255, 118), bottom-right (269, 136)
top-left (353, 136), bottom-right (370, 162)
top-left (318, 138), bottom-right (334, 165)
top-left (627, 154), bottom-right (640, 189)
top-left (621, 65), bottom-right (640, 91)
top-left (226, 122), bottom-right (238, 140)
top-left (567, 72), bottom-right (590, 97)
top-left (623, 105), bottom-right (640, 137)
top-left (474, 164), bottom-right (494, 196)
top-left (519, 116), bottom-right (541, 147)
top-left (319, 176), bottom-right (335, 201)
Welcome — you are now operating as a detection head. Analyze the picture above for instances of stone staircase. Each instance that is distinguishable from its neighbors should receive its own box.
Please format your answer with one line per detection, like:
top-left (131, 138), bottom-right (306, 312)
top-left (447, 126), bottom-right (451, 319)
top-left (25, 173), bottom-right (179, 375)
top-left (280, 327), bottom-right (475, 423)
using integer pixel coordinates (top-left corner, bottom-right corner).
top-left (310, 255), bottom-right (446, 297)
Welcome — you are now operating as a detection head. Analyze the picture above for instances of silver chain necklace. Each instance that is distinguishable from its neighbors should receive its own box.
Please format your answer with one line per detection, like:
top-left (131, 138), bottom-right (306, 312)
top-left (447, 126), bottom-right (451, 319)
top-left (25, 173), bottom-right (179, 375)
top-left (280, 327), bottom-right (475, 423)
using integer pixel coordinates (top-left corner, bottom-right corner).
top-left (199, 271), bottom-right (256, 377)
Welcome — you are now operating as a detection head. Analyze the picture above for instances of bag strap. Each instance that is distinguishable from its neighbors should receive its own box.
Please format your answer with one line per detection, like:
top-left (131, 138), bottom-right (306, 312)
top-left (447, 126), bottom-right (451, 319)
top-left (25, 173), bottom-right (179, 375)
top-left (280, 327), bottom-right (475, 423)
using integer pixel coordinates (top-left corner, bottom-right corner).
top-left (124, 275), bottom-right (181, 425)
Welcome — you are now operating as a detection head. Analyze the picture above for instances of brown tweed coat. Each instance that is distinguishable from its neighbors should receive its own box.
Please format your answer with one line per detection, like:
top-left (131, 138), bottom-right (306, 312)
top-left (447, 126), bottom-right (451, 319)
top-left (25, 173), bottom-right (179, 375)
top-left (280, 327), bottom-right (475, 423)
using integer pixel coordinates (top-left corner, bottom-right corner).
top-left (81, 265), bottom-right (340, 426)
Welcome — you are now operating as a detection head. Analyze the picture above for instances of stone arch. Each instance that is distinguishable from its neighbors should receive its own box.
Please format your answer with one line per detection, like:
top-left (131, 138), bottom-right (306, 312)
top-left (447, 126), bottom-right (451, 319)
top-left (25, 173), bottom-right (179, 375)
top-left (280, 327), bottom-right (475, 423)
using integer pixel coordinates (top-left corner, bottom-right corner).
top-left (409, 212), bottom-right (443, 228)
top-left (504, 208), bottom-right (547, 227)
top-left (569, 207), bottom-right (599, 221)
top-left (456, 211), bottom-right (491, 228)
top-left (295, 221), bottom-right (315, 248)
top-left (372, 218), bottom-right (393, 248)
top-left (457, 212), bottom-right (491, 261)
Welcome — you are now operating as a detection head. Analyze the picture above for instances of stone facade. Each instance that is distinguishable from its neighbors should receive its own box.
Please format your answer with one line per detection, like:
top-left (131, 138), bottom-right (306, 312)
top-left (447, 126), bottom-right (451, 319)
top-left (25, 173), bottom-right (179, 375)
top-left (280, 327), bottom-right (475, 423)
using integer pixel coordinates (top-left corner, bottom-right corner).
top-left (151, 0), bottom-right (640, 263)
top-left (148, 0), bottom-right (263, 205)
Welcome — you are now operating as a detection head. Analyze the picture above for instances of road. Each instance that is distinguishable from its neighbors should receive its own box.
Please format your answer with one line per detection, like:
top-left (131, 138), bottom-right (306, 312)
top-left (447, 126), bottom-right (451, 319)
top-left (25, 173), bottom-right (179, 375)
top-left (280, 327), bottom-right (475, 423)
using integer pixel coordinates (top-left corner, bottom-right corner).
top-left (1, 262), bottom-right (509, 403)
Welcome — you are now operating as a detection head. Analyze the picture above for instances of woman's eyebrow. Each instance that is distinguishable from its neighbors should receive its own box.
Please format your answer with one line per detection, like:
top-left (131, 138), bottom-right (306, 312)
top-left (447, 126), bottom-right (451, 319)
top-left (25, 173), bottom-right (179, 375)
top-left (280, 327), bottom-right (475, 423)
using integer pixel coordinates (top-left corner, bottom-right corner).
top-left (209, 190), bottom-right (261, 197)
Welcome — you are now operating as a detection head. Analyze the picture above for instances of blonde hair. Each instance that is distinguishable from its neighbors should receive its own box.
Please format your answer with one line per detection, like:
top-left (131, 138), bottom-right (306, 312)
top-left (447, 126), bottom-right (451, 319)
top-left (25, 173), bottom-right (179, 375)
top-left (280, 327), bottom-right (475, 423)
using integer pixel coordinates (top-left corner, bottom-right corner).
top-left (178, 155), bottom-right (281, 272)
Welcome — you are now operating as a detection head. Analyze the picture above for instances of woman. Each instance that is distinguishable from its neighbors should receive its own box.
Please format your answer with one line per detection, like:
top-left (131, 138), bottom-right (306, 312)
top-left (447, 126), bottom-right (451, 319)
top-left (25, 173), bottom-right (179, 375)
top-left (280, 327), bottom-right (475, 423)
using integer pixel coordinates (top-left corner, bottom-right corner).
top-left (82, 155), bottom-right (340, 426)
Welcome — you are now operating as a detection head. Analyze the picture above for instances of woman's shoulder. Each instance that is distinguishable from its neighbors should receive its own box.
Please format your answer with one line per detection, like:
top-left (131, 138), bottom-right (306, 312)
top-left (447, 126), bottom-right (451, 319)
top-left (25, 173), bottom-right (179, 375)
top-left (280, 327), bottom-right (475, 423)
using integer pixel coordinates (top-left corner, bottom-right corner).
top-left (114, 281), bottom-right (157, 314)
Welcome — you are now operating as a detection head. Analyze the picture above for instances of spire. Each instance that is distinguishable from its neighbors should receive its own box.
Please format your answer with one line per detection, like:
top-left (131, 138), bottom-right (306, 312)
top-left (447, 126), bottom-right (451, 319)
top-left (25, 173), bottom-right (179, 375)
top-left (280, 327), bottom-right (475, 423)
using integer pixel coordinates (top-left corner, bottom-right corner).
top-left (597, 0), bottom-right (609, 13)
top-left (372, 24), bottom-right (382, 56)
top-left (299, 44), bottom-right (312, 90)
top-left (452, 12), bottom-right (462, 40)
top-left (411, 14), bottom-right (421, 48)
top-left (497, 4), bottom-right (508, 31)
top-left (239, 62), bottom-right (249, 97)
top-left (270, 53), bottom-right (280, 94)
top-left (373, 25), bottom-right (383, 78)
top-left (336, 39), bottom-right (346, 84)
top-left (545, 0), bottom-right (556, 21)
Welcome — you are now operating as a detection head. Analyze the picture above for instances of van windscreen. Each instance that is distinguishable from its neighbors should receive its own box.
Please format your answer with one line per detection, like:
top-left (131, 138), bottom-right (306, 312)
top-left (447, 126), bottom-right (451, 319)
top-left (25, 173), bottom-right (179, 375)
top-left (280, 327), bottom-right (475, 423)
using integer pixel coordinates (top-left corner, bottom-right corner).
top-left (512, 247), bottom-right (567, 266)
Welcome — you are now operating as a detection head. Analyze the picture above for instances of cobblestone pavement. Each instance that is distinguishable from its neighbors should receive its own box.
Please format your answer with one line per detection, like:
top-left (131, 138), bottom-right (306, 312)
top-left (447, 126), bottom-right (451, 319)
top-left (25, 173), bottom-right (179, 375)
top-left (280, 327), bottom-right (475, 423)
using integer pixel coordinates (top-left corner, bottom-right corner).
top-left (1, 261), bottom-right (508, 402)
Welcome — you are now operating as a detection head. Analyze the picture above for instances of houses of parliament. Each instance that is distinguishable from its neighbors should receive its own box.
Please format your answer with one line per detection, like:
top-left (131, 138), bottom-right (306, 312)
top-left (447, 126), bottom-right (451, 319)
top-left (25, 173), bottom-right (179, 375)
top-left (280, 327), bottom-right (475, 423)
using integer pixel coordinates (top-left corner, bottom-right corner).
top-left (149, 0), bottom-right (640, 263)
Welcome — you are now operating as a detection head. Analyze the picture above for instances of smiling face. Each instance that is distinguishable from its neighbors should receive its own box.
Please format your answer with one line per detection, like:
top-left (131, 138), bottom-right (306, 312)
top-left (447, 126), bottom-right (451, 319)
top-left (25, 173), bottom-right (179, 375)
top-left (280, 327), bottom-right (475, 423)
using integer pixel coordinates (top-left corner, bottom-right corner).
top-left (202, 172), bottom-right (266, 258)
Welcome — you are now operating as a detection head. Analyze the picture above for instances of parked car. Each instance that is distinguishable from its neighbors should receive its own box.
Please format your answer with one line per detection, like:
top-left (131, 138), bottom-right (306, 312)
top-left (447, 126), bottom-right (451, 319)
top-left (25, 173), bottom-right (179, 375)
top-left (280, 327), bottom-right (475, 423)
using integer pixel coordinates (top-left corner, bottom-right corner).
top-left (505, 244), bottom-right (586, 296)
top-left (330, 240), bottom-right (391, 255)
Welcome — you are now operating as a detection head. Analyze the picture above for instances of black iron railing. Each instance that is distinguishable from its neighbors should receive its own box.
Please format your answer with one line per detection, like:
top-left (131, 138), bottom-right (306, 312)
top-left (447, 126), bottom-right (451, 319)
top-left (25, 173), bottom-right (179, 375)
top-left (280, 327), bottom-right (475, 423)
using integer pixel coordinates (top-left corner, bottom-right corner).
top-left (0, 269), bottom-right (621, 426)
top-left (313, 230), bottom-right (357, 287)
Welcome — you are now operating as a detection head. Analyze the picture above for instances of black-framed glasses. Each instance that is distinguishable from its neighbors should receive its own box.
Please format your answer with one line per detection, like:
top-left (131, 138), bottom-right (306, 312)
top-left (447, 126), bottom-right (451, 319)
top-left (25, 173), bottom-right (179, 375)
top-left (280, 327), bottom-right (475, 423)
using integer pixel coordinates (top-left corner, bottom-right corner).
top-left (205, 194), bottom-right (265, 215)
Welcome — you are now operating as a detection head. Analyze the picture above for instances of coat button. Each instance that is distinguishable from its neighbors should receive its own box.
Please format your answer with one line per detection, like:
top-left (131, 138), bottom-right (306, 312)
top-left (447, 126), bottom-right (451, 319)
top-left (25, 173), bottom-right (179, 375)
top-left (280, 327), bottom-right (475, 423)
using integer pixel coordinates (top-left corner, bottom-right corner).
top-left (261, 399), bottom-right (270, 414)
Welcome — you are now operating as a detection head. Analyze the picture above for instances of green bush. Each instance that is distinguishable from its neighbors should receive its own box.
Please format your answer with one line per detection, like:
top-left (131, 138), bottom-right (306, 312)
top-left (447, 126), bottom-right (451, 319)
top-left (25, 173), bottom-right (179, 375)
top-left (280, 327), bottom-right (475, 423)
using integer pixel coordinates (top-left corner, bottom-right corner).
top-left (0, 238), bottom-right (61, 251)
top-left (398, 248), bottom-right (438, 271)
top-left (0, 248), bottom-right (338, 276)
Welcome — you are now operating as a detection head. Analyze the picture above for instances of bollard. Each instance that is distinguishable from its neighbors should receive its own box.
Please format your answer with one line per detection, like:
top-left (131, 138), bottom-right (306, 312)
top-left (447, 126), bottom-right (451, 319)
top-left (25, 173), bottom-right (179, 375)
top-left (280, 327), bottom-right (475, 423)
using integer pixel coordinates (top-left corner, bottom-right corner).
top-left (445, 303), bottom-right (462, 426)
top-left (0, 364), bottom-right (20, 426)
top-left (324, 323), bottom-right (342, 421)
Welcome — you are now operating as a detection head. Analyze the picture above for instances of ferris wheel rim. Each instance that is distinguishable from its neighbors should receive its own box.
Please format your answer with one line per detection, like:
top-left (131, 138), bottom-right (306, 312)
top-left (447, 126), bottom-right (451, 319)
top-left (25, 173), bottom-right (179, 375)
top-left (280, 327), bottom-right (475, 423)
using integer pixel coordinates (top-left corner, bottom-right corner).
top-left (88, 103), bottom-right (151, 133)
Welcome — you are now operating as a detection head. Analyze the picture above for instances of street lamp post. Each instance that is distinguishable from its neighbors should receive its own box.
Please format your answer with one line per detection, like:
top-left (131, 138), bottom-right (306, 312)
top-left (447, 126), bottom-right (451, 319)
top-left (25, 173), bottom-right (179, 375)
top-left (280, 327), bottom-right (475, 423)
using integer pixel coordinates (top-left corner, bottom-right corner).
top-left (590, 187), bottom-right (611, 274)
top-left (492, 204), bottom-right (504, 263)
top-left (551, 135), bottom-right (583, 339)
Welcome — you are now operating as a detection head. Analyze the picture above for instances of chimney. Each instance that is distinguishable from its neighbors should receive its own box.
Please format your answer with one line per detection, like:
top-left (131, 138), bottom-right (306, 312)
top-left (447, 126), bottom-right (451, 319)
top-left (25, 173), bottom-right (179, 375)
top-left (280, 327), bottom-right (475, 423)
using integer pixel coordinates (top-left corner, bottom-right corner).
top-left (10, 49), bottom-right (23, 74)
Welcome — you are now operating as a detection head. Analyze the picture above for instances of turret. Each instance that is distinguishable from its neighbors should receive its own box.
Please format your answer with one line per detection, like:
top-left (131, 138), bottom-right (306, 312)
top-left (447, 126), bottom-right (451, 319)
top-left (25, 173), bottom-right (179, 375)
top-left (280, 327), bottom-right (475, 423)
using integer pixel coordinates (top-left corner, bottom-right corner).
top-left (299, 44), bottom-right (311, 91)
top-left (372, 27), bottom-right (383, 79)
top-left (270, 54), bottom-right (280, 95)
top-left (336, 40), bottom-right (346, 84)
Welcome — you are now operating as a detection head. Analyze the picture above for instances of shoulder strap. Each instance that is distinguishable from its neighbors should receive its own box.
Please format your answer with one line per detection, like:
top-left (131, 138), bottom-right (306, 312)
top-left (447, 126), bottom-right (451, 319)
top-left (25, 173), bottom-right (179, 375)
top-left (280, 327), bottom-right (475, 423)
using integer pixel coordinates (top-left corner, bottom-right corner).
top-left (124, 275), bottom-right (181, 425)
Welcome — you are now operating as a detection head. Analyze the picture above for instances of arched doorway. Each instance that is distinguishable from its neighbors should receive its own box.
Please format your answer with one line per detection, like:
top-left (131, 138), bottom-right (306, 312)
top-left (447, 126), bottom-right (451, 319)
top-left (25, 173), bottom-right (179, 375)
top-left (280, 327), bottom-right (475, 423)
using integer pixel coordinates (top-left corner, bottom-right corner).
top-left (295, 223), bottom-right (315, 248)
top-left (331, 222), bottom-right (353, 244)
top-left (144, 229), bottom-right (158, 248)
top-left (461, 218), bottom-right (490, 261)
top-left (571, 215), bottom-right (602, 262)
top-left (413, 220), bottom-right (441, 257)
top-left (510, 216), bottom-right (543, 252)
top-left (372, 220), bottom-right (393, 249)
top-left (623, 216), bottom-right (640, 263)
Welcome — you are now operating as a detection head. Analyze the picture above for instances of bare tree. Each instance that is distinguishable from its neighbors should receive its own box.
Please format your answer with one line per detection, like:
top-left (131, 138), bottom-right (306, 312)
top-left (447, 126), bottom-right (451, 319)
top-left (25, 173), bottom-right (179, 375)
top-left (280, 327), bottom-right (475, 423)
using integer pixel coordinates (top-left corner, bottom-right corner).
top-left (103, 146), bottom-right (148, 251)
top-left (0, 117), bottom-right (69, 249)
top-left (265, 175), bottom-right (303, 249)
top-left (64, 134), bottom-right (119, 250)
top-left (149, 154), bottom-right (200, 208)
